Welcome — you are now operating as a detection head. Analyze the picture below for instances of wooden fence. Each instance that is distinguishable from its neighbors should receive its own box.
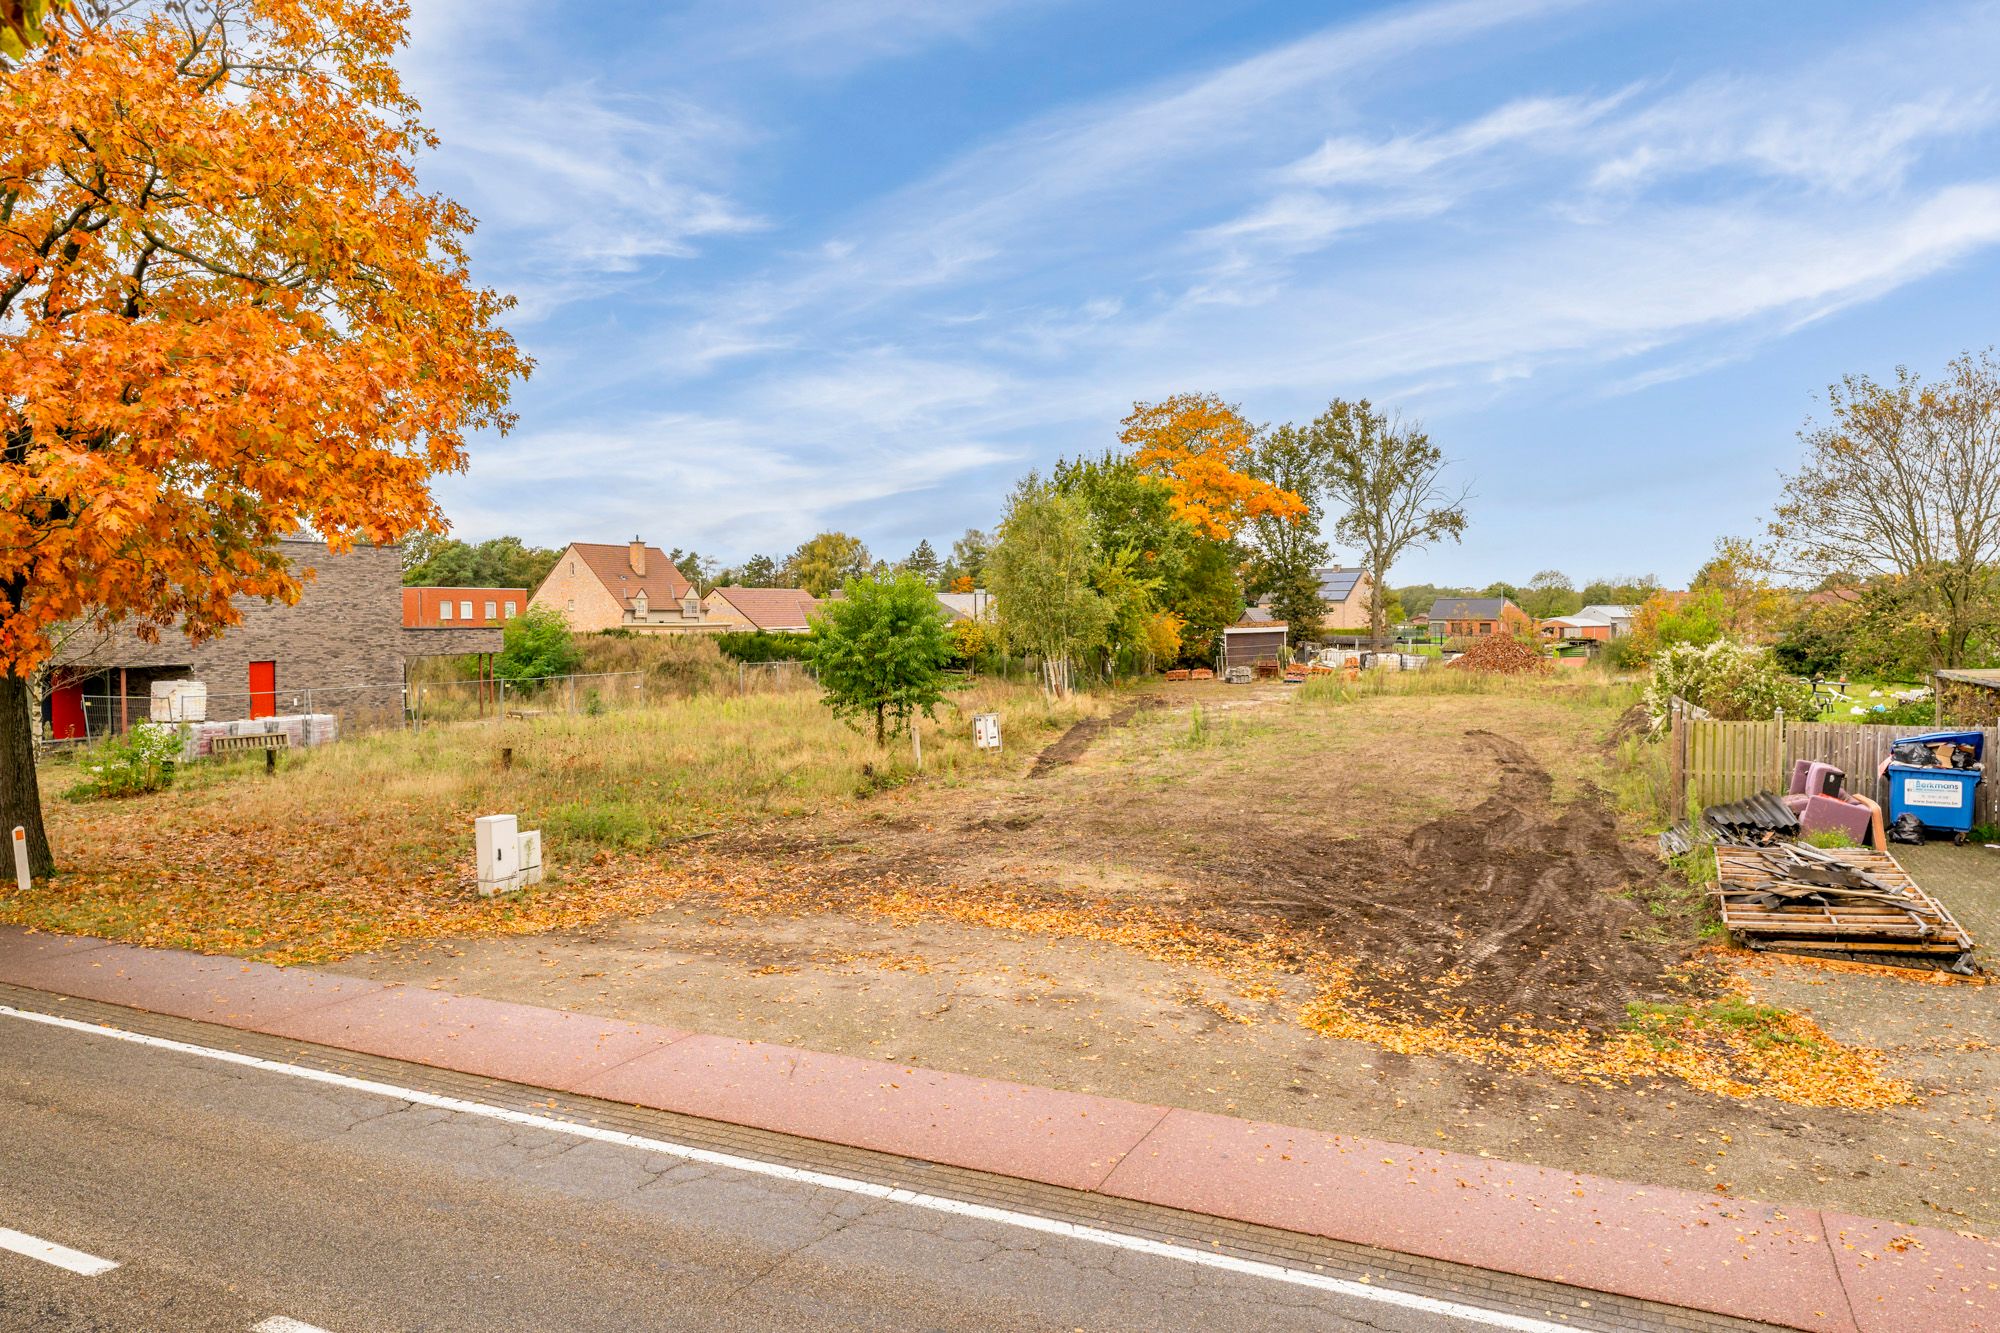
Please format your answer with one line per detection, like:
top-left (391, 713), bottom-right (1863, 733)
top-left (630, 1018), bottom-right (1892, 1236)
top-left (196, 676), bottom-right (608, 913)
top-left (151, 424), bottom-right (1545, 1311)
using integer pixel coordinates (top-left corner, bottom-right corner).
top-left (1667, 696), bottom-right (1996, 825)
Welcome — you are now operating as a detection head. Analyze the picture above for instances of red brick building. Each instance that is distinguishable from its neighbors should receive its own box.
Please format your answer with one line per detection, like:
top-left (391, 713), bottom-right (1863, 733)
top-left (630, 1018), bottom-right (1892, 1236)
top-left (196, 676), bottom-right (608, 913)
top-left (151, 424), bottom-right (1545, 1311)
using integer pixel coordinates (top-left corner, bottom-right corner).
top-left (1429, 596), bottom-right (1534, 640)
top-left (401, 586), bottom-right (527, 628)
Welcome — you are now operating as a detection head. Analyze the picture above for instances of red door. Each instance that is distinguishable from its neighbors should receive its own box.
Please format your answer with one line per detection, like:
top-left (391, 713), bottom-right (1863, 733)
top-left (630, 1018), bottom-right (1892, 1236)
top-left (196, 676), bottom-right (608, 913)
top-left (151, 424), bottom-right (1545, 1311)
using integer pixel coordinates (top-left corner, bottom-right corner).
top-left (248, 661), bottom-right (277, 719)
top-left (49, 683), bottom-right (86, 740)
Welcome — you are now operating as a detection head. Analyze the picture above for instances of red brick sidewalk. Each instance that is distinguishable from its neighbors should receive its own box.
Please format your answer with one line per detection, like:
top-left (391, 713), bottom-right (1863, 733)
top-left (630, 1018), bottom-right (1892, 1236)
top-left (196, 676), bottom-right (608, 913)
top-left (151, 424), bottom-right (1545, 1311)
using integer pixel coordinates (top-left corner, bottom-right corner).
top-left (1, 926), bottom-right (1992, 1332)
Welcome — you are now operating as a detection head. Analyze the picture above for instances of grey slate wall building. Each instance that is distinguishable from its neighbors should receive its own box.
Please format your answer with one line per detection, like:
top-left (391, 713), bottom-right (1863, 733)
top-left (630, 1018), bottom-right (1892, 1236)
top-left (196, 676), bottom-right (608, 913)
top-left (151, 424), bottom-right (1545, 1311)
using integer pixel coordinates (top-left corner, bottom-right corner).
top-left (47, 537), bottom-right (500, 740)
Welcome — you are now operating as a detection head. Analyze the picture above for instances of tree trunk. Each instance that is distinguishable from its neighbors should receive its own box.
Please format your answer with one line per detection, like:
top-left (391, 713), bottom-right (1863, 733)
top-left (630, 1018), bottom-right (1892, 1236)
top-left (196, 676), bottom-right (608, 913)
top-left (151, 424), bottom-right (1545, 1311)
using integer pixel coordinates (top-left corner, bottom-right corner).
top-left (1368, 564), bottom-right (1389, 650)
top-left (0, 672), bottom-right (54, 878)
top-left (874, 702), bottom-right (886, 746)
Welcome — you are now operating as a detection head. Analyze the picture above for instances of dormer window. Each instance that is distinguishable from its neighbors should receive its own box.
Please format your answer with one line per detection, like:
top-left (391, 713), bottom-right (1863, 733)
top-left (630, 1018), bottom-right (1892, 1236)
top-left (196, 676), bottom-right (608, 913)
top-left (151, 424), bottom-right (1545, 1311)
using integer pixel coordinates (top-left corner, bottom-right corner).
top-left (682, 593), bottom-right (700, 618)
top-left (632, 589), bottom-right (649, 617)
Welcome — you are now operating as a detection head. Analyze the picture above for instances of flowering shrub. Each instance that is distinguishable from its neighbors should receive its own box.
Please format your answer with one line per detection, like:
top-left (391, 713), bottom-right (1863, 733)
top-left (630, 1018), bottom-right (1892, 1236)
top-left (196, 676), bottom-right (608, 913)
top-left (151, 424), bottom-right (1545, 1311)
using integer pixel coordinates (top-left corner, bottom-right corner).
top-left (1645, 640), bottom-right (1815, 727)
top-left (63, 722), bottom-right (184, 800)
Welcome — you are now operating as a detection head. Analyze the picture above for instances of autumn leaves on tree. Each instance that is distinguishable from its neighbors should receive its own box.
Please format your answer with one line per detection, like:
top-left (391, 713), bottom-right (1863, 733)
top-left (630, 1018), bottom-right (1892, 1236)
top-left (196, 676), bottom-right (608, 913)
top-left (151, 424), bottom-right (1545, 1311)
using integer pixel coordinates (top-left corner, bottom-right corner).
top-left (0, 0), bottom-right (529, 872)
top-left (1119, 393), bottom-right (1306, 540)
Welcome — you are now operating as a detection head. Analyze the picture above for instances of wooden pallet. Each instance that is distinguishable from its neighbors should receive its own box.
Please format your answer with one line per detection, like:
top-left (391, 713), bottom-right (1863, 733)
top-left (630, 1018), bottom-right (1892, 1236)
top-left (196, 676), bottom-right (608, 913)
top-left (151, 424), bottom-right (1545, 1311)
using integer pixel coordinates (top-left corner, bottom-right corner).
top-left (1712, 844), bottom-right (1976, 970)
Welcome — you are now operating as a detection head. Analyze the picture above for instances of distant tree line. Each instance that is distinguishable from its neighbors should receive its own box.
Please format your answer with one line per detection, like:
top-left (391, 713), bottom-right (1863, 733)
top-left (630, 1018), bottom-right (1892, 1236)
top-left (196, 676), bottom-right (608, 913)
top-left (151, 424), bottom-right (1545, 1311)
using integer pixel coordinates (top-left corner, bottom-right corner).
top-left (402, 535), bottom-right (560, 590)
top-left (1393, 575), bottom-right (1666, 622)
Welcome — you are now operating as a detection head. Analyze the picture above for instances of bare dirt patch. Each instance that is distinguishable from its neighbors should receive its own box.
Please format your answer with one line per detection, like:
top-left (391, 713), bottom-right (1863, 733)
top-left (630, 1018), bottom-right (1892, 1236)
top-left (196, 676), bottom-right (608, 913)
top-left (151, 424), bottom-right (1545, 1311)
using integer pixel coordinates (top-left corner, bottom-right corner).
top-left (1026, 696), bottom-right (1157, 777)
top-left (1232, 729), bottom-right (1678, 1032)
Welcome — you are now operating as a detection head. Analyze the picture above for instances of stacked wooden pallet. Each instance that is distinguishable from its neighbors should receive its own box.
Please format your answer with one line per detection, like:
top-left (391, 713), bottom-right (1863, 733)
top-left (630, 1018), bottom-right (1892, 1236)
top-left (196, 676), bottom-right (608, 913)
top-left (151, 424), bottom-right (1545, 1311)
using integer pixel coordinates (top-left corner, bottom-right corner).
top-left (1713, 843), bottom-right (1976, 972)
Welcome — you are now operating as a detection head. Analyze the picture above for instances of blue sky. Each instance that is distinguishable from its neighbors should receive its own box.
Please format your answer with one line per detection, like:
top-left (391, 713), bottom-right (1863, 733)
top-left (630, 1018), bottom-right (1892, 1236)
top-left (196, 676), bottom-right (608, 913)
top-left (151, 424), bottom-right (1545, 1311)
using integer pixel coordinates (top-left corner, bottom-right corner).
top-left (400, 0), bottom-right (2000, 587)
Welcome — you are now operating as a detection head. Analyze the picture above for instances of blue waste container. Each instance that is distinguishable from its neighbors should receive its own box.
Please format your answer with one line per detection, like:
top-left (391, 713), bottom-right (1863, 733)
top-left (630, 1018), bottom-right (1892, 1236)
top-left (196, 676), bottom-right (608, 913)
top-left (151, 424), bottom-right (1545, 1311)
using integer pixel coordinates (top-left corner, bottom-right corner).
top-left (1885, 731), bottom-right (1985, 841)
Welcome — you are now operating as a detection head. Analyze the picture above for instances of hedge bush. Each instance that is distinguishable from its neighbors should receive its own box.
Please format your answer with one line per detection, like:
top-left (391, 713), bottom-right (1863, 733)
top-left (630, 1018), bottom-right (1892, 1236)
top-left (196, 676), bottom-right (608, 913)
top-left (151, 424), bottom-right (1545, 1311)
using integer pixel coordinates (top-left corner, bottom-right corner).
top-left (1644, 640), bottom-right (1814, 727)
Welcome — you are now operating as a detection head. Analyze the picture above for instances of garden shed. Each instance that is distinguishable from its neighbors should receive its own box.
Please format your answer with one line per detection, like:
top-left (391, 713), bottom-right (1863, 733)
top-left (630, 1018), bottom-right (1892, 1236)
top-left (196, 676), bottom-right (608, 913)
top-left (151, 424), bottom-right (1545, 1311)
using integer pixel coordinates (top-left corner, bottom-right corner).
top-left (1220, 624), bottom-right (1288, 672)
top-left (1934, 669), bottom-right (2000, 726)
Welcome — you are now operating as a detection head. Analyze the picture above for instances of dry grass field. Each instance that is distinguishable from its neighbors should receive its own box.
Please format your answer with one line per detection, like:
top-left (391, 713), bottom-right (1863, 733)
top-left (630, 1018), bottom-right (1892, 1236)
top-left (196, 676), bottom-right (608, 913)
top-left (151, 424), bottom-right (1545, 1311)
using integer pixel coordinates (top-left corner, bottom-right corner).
top-left (17, 679), bottom-right (1104, 959)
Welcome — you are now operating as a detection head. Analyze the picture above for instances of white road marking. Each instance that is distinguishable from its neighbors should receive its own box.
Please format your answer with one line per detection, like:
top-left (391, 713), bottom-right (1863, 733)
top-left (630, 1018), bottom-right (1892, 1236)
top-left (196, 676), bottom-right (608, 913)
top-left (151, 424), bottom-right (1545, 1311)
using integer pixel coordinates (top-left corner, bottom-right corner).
top-left (252, 1318), bottom-right (333, 1332)
top-left (0, 1225), bottom-right (120, 1276)
top-left (4, 1003), bottom-right (1573, 1332)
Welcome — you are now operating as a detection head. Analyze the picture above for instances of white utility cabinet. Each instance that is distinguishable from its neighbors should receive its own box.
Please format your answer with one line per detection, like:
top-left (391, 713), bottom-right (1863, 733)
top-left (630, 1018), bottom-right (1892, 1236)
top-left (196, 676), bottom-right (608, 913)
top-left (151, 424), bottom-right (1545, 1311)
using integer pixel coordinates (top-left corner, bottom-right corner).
top-left (475, 813), bottom-right (522, 895)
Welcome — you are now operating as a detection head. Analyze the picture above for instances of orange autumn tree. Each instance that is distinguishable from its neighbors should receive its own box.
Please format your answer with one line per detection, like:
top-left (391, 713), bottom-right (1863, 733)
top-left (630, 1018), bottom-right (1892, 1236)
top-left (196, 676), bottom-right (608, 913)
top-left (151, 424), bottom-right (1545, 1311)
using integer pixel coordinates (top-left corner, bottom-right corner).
top-left (0, 0), bottom-right (529, 874)
top-left (1118, 393), bottom-right (1306, 539)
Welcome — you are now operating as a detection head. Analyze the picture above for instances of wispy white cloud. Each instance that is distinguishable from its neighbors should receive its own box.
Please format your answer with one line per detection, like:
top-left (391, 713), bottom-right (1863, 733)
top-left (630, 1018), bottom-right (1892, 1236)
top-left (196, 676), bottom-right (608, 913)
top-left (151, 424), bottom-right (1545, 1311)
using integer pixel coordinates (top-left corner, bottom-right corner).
top-left (1285, 90), bottom-right (1635, 186)
top-left (445, 349), bottom-right (1026, 551)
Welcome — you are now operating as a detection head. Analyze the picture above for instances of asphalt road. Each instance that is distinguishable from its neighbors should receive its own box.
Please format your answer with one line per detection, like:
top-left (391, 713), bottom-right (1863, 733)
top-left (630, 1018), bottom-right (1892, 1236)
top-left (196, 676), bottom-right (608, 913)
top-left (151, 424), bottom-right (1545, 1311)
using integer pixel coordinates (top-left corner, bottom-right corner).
top-left (0, 1006), bottom-right (1669, 1333)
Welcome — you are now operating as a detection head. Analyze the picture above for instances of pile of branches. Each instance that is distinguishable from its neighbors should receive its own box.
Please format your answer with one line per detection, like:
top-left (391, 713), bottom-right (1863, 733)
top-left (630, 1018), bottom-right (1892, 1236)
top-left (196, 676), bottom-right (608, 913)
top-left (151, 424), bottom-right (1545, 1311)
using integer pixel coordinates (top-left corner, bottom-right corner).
top-left (1447, 637), bottom-right (1552, 674)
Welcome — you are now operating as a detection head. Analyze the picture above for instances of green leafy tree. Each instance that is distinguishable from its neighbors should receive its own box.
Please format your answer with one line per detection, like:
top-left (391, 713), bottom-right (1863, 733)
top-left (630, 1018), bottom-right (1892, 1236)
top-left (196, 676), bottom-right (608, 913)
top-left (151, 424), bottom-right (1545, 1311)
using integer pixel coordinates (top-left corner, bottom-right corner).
top-left (1091, 544), bottom-right (1165, 674)
top-left (1051, 452), bottom-right (1241, 665)
top-left (1244, 422), bottom-right (1331, 640)
top-left (1175, 542), bottom-right (1244, 662)
top-left (1393, 584), bottom-right (1465, 619)
top-left (1628, 589), bottom-right (1726, 661)
top-left (807, 572), bottom-right (957, 744)
top-left (987, 478), bottom-right (1110, 693)
top-left (1691, 538), bottom-right (1791, 642)
top-left (941, 528), bottom-right (992, 591)
top-left (1520, 570), bottom-right (1581, 620)
top-left (1579, 576), bottom-right (1660, 607)
top-left (1315, 400), bottom-right (1470, 648)
top-left (406, 536), bottom-right (559, 590)
top-left (493, 606), bottom-right (581, 684)
top-left (783, 532), bottom-right (872, 598)
top-left (1772, 603), bottom-right (1852, 679)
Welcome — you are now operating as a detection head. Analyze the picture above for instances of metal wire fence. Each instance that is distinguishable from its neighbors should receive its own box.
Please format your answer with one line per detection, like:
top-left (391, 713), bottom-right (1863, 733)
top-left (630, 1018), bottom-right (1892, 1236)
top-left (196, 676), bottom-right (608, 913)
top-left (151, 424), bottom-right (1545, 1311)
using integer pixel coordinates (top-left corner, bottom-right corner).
top-left (41, 663), bottom-right (831, 756)
top-left (45, 682), bottom-right (405, 747)
top-left (410, 671), bottom-right (654, 729)
top-left (734, 659), bottom-right (816, 692)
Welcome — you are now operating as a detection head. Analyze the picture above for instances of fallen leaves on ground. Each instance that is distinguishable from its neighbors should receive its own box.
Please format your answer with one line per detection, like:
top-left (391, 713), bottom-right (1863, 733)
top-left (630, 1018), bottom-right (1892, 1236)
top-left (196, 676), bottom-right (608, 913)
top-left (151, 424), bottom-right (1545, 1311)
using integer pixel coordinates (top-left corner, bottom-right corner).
top-left (13, 805), bottom-right (1914, 1113)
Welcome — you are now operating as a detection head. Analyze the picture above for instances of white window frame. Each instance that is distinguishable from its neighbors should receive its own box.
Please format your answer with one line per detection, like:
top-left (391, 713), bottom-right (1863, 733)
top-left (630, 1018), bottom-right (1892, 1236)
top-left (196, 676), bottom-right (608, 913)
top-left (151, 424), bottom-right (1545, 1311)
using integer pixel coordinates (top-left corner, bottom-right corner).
top-left (439, 600), bottom-right (454, 622)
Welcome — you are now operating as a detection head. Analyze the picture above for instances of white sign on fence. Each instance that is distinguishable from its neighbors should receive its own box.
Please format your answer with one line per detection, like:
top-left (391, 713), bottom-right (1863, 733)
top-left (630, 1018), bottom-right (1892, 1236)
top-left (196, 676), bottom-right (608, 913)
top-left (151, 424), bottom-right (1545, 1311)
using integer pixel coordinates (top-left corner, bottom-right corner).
top-left (974, 712), bottom-right (1001, 750)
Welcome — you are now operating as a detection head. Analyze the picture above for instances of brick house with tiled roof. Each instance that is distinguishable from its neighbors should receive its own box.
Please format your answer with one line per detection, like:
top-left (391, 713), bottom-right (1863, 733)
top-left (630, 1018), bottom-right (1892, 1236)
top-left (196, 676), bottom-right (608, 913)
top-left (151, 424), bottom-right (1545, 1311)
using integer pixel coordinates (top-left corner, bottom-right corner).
top-left (701, 586), bottom-right (819, 634)
top-left (1430, 596), bottom-right (1534, 640)
top-left (530, 539), bottom-right (717, 633)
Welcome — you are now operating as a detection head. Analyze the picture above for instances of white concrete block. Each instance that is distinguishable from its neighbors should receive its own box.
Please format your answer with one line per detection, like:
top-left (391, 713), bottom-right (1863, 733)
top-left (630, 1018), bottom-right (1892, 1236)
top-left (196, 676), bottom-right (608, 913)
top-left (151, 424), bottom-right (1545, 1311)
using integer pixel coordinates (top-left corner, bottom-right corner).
top-left (517, 829), bottom-right (543, 886)
top-left (476, 813), bottom-right (522, 896)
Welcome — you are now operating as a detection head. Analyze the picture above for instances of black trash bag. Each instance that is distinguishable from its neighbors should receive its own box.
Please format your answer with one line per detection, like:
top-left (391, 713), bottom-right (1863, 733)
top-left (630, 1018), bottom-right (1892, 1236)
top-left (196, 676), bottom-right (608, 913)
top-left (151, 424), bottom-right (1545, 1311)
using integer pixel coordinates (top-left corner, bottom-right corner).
top-left (1889, 742), bottom-right (1941, 767)
top-left (1951, 746), bottom-right (1978, 770)
top-left (1888, 812), bottom-right (1925, 844)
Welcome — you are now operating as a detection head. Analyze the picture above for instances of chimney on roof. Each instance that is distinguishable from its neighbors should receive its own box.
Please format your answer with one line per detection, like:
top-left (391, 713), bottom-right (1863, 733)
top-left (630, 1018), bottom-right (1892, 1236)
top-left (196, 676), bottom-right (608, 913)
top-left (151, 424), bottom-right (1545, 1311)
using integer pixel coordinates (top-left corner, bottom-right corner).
top-left (629, 538), bottom-right (646, 576)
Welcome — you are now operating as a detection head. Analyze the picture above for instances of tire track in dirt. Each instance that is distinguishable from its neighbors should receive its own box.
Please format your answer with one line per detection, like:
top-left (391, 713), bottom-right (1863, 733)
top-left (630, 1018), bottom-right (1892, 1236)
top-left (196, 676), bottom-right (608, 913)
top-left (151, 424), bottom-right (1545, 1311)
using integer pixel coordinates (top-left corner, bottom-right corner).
top-left (1027, 697), bottom-right (1158, 778)
top-left (1227, 729), bottom-right (1680, 1032)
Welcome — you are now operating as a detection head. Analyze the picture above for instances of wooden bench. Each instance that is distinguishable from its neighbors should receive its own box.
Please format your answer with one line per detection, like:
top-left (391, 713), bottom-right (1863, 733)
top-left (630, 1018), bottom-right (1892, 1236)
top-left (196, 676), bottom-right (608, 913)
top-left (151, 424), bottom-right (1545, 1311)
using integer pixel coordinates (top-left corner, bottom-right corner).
top-left (210, 733), bottom-right (290, 754)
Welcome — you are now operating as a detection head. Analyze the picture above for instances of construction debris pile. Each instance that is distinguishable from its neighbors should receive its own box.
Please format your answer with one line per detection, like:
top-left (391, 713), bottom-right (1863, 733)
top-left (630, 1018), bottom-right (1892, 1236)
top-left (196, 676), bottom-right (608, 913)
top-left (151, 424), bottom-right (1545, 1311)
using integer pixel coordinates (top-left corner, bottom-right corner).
top-left (1445, 637), bottom-right (1551, 674)
top-left (1712, 843), bottom-right (1976, 973)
